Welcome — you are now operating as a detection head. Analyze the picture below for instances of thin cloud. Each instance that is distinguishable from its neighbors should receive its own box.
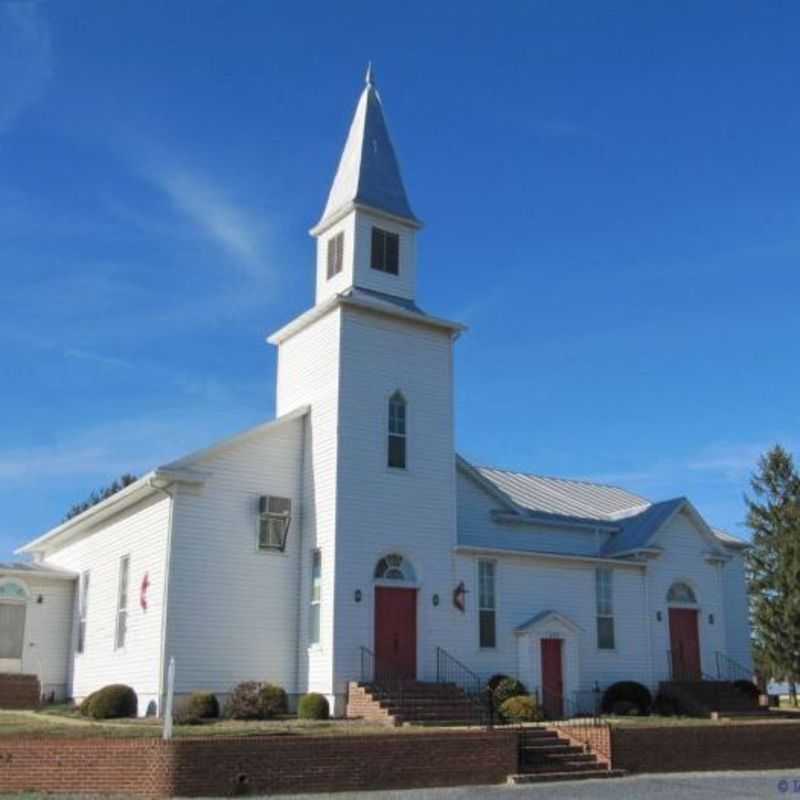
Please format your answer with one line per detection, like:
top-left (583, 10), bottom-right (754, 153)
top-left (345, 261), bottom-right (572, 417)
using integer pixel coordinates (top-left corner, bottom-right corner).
top-left (0, 2), bottom-right (52, 134)
top-left (143, 158), bottom-right (271, 279)
top-left (63, 347), bottom-right (135, 369)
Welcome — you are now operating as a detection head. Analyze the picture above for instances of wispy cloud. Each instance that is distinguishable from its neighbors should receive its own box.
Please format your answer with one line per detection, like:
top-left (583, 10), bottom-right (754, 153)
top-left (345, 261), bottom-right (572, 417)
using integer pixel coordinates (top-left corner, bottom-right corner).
top-left (0, 1), bottom-right (52, 135)
top-left (141, 158), bottom-right (272, 279)
top-left (688, 439), bottom-right (799, 481)
top-left (63, 347), bottom-right (135, 369)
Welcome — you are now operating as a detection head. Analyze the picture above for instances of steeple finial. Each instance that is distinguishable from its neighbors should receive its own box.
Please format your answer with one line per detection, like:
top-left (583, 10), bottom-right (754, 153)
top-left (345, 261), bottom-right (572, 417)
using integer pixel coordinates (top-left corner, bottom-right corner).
top-left (365, 61), bottom-right (375, 87)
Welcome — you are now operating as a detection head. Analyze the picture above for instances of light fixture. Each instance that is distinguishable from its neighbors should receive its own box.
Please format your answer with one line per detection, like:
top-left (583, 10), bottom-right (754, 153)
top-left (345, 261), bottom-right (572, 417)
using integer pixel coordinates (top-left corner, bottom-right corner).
top-left (354, 590), bottom-right (362, 603)
top-left (708, 614), bottom-right (714, 625)
top-left (656, 611), bottom-right (662, 622)
top-left (432, 594), bottom-right (440, 607)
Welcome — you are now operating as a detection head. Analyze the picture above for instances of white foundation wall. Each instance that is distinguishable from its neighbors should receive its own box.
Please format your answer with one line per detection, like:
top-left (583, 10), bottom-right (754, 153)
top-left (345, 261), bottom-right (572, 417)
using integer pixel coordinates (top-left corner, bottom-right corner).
top-left (648, 510), bottom-right (727, 682)
top-left (164, 416), bottom-right (304, 699)
top-left (275, 307), bottom-right (342, 702)
top-left (333, 308), bottom-right (458, 691)
top-left (42, 494), bottom-right (171, 714)
top-left (0, 574), bottom-right (74, 700)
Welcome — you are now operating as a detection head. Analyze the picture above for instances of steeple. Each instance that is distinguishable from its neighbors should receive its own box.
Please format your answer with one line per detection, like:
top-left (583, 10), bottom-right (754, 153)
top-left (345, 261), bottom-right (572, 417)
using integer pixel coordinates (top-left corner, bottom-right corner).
top-left (312, 65), bottom-right (419, 234)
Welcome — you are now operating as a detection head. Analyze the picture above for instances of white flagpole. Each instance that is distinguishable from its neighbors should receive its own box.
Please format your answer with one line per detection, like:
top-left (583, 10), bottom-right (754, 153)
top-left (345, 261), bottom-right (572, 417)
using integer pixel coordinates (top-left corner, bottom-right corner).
top-left (163, 657), bottom-right (175, 740)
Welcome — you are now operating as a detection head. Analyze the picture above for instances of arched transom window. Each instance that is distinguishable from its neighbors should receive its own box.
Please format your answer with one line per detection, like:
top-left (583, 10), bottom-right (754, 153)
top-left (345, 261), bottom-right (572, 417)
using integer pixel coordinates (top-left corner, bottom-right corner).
top-left (388, 391), bottom-right (407, 469)
top-left (374, 554), bottom-right (415, 583)
top-left (667, 582), bottom-right (697, 604)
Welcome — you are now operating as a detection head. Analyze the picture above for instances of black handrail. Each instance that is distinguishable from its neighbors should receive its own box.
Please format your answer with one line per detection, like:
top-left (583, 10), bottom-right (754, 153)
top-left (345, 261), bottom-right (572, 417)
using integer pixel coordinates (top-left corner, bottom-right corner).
top-left (538, 685), bottom-right (607, 761)
top-left (435, 646), bottom-right (494, 725)
top-left (715, 651), bottom-right (754, 683)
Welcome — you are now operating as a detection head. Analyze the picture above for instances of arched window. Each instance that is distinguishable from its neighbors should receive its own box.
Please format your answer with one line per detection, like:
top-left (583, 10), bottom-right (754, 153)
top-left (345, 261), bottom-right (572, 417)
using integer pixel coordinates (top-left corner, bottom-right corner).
top-left (667, 582), bottom-right (697, 604)
top-left (374, 554), bottom-right (415, 582)
top-left (0, 580), bottom-right (28, 662)
top-left (388, 391), bottom-right (407, 469)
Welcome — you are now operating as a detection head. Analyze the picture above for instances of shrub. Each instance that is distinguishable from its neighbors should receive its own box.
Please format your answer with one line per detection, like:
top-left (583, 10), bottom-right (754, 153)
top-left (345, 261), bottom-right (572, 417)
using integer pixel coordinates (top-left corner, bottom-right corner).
top-left (84, 684), bottom-right (138, 719)
top-left (224, 681), bottom-right (263, 720)
top-left (174, 692), bottom-right (220, 725)
top-left (499, 695), bottom-right (543, 723)
top-left (733, 680), bottom-right (760, 700)
top-left (493, 677), bottom-right (527, 707)
top-left (487, 674), bottom-right (510, 692)
top-left (610, 700), bottom-right (640, 716)
top-left (258, 684), bottom-right (288, 719)
top-left (78, 691), bottom-right (97, 717)
top-left (600, 681), bottom-right (652, 715)
top-left (653, 691), bottom-right (679, 716)
top-left (298, 692), bottom-right (330, 720)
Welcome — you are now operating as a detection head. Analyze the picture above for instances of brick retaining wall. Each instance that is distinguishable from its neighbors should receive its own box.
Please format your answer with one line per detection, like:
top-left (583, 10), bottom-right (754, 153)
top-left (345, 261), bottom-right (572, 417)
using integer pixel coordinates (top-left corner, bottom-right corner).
top-left (0, 730), bottom-right (518, 797)
top-left (0, 674), bottom-right (40, 709)
top-left (612, 723), bottom-right (800, 773)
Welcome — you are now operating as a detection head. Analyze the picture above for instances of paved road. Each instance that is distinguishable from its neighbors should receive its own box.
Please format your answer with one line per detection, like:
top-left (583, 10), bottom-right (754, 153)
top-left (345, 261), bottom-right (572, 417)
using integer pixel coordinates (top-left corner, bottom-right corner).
top-left (281, 771), bottom-right (800, 799)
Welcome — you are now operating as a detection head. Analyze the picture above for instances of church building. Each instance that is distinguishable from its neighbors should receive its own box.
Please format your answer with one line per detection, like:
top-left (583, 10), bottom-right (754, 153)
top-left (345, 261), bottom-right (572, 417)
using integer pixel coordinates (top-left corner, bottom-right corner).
top-left (1, 69), bottom-right (752, 717)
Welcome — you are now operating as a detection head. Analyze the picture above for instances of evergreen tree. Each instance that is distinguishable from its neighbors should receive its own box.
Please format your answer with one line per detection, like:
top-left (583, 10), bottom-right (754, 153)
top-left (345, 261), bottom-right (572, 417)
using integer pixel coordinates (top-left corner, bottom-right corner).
top-left (64, 473), bottom-right (139, 521)
top-left (746, 445), bottom-right (800, 705)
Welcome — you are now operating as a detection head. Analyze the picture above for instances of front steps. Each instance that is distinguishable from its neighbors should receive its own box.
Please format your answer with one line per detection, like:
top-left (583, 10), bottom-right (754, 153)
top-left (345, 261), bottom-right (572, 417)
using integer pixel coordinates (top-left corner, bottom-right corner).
top-left (346, 681), bottom-right (484, 726)
top-left (659, 680), bottom-right (760, 716)
top-left (508, 727), bottom-right (624, 784)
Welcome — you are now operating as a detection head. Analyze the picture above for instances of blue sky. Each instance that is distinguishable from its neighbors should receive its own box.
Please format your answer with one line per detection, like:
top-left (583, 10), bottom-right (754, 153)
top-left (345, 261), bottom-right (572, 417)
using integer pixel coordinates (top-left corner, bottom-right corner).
top-left (2, 1), bottom-right (799, 558)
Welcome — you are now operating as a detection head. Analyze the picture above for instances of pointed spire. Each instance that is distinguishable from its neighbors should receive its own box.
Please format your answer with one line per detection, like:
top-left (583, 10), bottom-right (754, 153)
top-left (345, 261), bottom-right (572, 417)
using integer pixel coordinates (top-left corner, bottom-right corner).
top-left (313, 67), bottom-right (419, 232)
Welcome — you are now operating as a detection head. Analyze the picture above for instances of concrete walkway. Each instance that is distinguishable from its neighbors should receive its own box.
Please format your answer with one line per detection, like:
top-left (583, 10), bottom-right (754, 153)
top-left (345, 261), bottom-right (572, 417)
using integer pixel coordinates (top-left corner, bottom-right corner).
top-left (281, 770), bottom-right (800, 799)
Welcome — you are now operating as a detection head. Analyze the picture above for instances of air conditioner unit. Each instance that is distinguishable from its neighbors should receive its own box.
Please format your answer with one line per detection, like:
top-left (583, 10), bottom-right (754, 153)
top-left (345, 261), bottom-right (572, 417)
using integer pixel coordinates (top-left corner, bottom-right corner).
top-left (259, 496), bottom-right (291, 517)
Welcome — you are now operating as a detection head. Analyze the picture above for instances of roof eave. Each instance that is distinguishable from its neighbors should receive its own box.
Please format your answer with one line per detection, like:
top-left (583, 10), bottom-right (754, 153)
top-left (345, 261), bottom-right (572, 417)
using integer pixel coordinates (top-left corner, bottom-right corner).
top-left (453, 544), bottom-right (648, 569)
top-left (310, 201), bottom-right (423, 237)
top-left (490, 509), bottom-right (620, 533)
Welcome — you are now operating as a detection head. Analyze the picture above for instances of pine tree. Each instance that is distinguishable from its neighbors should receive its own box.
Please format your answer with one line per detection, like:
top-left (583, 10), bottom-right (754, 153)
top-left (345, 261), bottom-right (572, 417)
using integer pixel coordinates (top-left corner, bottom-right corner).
top-left (746, 445), bottom-right (800, 705)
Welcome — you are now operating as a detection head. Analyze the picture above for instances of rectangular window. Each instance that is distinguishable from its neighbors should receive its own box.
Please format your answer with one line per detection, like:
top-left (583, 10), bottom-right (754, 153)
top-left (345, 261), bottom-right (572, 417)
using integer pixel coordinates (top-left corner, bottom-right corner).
top-left (309, 550), bottom-right (321, 645)
top-left (77, 571), bottom-right (90, 654)
top-left (326, 231), bottom-right (344, 279)
top-left (388, 393), bottom-right (406, 469)
top-left (0, 604), bottom-right (25, 659)
top-left (370, 227), bottom-right (399, 274)
top-left (596, 568), bottom-right (615, 649)
top-left (115, 555), bottom-right (130, 650)
top-left (478, 560), bottom-right (496, 648)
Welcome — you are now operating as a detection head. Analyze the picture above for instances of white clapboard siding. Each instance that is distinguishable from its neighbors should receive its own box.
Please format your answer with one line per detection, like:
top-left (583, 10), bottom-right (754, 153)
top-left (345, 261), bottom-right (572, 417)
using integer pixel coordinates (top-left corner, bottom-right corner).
top-left (275, 307), bottom-right (342, 699)
top-left (43, 494), bottom-right (171, 714)
top-left (648, 510), bottom-right (727, 682)
top-left (333, 308), bottom-right (458, 689)
top-left (721, 551), bottom-right (753, 672)
top-left (164, 415), bottom-right (304, 696)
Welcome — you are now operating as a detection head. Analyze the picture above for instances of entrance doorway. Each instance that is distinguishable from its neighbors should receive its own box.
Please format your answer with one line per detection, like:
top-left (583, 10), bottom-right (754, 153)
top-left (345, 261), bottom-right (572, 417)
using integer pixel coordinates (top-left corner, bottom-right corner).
top-left (669, 608), bottom-right (701, 679)
top-left (374, 587), bottom-right (417, 680)
top-left (540, 638), bottom-right (564, 718)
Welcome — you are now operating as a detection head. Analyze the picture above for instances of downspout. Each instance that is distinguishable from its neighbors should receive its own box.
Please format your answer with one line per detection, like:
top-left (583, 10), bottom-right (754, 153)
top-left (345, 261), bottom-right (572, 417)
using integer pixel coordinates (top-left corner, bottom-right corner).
top-left (643, 563), bottom-right (655, 690)
top-left (150, 478), bottom-right (176, 717)
top-left (293, 417), bottom-right (307, 697)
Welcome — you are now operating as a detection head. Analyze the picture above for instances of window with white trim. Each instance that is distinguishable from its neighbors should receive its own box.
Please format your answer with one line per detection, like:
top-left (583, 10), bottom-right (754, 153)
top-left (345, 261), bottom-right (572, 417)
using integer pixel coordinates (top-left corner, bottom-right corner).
top-left (309, 550), bottom-right (321, 645)
top-left (258, 496), bottom-right (291, 551)
top-left (115, 555), bottom-right (130, 650)
top-left (388, 391), bottom-right (406, 469)
top-left (596, 568), bottom-right (615, 649)
top-left (77, 571), bottom-right (90, 654)
top-left (0, 581), bottom-right (27, 661)
top-left (327, 231), bottom-right (344, 279)
top-left (478, 560), bottom-right (496, 648)
top-left (667, 582), bottom-right (697, 604)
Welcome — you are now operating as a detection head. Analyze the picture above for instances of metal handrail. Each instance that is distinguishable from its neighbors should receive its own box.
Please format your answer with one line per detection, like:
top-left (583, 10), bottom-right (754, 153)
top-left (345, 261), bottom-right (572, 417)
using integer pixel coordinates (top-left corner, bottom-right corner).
top-left (434, 646), bottom-right (494, 725)
top-left (538, 685), bottom-right (607, 761)
top-left (715, 651), bottom-right (754, 683)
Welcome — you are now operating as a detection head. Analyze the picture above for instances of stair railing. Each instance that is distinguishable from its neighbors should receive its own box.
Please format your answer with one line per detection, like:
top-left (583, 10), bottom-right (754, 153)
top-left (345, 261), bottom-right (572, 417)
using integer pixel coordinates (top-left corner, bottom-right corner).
top-left (434, 646), bottom-right (494, 725)
top-left (538, 685), bottom-right (608, 762)
top-left (715, 651), bottom-right (754, 684)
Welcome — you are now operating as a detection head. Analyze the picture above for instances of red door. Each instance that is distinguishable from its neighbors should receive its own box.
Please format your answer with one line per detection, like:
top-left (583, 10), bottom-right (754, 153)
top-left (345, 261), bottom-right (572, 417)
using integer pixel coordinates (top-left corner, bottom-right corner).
top-left (541, 638), bottom-right (564, 718)
top-left (669, 608), bottom-right (701, 679)
top-left (374, 587), bottom-right (417, 680)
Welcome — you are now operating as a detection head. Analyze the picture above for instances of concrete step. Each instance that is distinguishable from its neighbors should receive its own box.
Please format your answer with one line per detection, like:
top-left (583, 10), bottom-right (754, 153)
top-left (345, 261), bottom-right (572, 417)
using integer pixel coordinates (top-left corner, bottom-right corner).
top-left (508, 769), bottom-right (626, 784)
top-left (521, 743), bottom-right (581, 757)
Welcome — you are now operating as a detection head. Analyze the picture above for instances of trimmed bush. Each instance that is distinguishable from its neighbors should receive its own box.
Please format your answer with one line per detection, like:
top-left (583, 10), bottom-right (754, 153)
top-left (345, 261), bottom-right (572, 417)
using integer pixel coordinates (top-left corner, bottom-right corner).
top-left (487, 674), bottom-right (510, 692)
top-left (174, 692), bottom-right (220, 725)
top-left (733, 680), bottom-right (760, 700)
top-left (78, 691), bottom-right (97, 717)
top-left (653, 691), bottom-right (679, 716)
top-left (600, 681), bottom-right (652, 715)
top-left (224, 681), bottom-right (263, 720)
top-left (298, 692), bottom-right (330, 720)
top-left (499, 695), bottom-right (543, 723)
top-left (84, 684), bottom-right (138, 719)
top-left (611, 699), bottom-right (640, 716)
top-left (258, 684), bottom-right (288, 719)
top-left (493, 677), bottom-right (527, 707)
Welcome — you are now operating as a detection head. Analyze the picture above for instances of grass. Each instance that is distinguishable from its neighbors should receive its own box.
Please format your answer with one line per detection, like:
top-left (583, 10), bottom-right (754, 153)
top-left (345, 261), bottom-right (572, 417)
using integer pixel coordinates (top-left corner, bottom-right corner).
top-left (0, 708), bottom-right (439, 739)
top-left (606, 710), bottom-right (800, 727)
